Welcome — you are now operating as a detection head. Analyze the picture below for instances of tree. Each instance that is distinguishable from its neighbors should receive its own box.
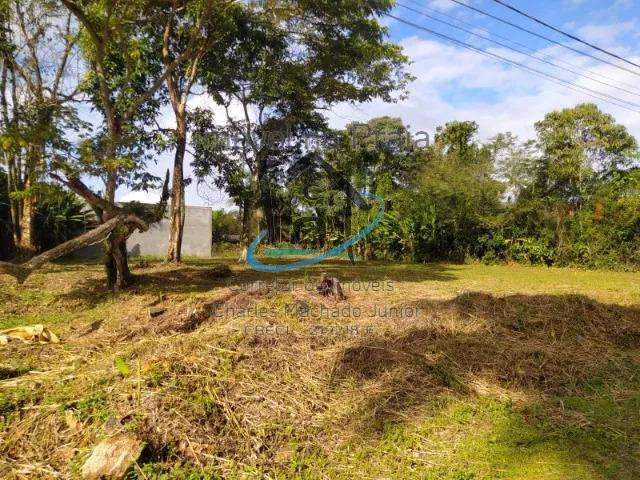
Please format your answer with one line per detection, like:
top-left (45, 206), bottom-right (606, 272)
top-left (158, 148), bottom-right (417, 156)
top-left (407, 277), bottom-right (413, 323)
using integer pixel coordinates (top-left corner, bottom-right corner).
top-left (322, 117), bottom-right (419, 260)
top-left (211, 208), bottom-right (241, 244)
top-left (401, 121), bottom-right (504, 262)
top-left (58, 0), bottom-right (202, 288)
top-left (0, 166), bottom-right (12, 259)
top-left (488, 132), bottom-right (538, 202)
top-left (527, 103), bottom-right (636, 257)
top-left (0, 0), bottom-right (80, 258)
top-left (196, 0), bottom-right (411, 261)
top-left (158, 0), bottom-right (240, 263)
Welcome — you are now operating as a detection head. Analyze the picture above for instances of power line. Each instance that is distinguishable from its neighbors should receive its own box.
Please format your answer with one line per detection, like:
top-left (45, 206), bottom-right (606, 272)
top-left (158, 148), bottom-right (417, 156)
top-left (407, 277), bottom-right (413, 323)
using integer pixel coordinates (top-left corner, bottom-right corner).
top-left (397, 1), bottom-right (640, 103)
top-left (403, 0), bottom-right (640, 94)
top-left (443, 0), bottom-right (640, 79)
top-left (385, 12), bottom-right (640, 113)
top-left (491, 0), bottom-right (640, 70)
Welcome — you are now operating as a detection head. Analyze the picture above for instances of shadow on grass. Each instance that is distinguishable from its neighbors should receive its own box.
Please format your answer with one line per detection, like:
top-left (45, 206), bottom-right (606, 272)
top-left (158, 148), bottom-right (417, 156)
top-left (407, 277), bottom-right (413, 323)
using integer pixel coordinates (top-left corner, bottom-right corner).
top-left (53, 258), bottom-right (457, 308)
top-left (330, 292), bottom-right (640, 479)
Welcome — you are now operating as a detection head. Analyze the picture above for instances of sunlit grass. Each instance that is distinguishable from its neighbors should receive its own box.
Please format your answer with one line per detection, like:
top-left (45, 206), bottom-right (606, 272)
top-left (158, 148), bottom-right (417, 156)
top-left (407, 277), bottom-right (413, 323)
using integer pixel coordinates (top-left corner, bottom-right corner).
top-left (0, 258), bottom-right (638, 479)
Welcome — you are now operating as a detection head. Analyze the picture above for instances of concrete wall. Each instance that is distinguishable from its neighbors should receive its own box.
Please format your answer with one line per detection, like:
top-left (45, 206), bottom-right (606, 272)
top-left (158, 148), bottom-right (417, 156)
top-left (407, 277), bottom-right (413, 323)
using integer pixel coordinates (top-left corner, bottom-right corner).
top-left (128, 205), bottom-right (212, 258)
top-left (68, 204), bottom-right (212, 259)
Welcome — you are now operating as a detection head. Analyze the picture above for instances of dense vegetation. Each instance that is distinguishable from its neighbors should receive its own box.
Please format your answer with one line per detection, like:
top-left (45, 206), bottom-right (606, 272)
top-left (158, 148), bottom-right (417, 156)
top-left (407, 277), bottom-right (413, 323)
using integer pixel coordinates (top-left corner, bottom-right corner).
top-left (0, 170), bottom-right (92, 259)
top-left (203, 105), bottom-right (640, 270)
top-left (0, 1), bottom-right (638, 282)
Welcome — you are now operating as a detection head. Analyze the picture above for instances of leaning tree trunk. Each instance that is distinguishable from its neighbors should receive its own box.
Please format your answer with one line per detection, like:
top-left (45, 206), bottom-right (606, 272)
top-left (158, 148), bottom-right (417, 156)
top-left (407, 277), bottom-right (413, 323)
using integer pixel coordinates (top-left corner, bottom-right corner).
top-left (35, 169), bottom-right (171, 291)
top-left (0, 213), bottom-right (148, 285)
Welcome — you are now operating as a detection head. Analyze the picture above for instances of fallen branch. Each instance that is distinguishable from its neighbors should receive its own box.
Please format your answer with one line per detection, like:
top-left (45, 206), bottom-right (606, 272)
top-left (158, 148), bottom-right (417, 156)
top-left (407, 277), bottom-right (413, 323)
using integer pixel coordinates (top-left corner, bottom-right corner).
top-left (50, 172), bottom-right (118, 217)
top-left (0, 214), bottom-right (148, 284)
top-left (0, 167), bottom-right (170, 289)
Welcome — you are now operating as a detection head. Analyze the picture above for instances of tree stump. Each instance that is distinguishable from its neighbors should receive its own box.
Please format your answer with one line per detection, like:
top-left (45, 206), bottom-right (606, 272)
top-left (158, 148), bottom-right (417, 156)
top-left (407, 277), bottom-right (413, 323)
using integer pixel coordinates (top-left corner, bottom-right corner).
top-left (317, 273), bottom-right (346, 301)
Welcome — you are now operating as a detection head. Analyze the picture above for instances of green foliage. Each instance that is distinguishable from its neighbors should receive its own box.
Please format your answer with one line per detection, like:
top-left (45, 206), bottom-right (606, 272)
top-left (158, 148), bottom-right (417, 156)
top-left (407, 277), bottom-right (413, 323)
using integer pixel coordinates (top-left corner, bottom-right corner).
top-left (193, 2), bottom-right (412, 245)
top-left (1, 175), bottom-right (93, 258)
top-left (500, 104), bottom-right (640, 269)
top-left (1, 0), bottom-right (637, 276)
top-left (507, 237), bottom-right (555, 266)
top-left (211, 209), bottom-right (241, 243)
top-left (396, 121), bottom-right (504, 263)
top-left (34, 184), bottom-right (95, 252)
top-left (261, 106), bottom-right (640, 271)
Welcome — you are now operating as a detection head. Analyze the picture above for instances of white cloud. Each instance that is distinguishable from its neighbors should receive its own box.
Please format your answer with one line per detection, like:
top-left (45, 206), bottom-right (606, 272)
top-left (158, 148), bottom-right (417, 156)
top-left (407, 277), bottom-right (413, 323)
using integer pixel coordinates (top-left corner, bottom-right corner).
top-left (577, 21), bottom-right (636, 46)
top-left (326, 35), bottom-right (640, 143)
top-left (427, 0), bottom-right (461, 12)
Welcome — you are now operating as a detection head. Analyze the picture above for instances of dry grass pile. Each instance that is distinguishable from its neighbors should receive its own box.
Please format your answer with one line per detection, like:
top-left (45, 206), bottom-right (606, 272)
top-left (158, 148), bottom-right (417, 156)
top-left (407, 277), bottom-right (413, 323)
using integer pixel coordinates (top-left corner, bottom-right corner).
top-left (0, 264), bottom-right (639, 478)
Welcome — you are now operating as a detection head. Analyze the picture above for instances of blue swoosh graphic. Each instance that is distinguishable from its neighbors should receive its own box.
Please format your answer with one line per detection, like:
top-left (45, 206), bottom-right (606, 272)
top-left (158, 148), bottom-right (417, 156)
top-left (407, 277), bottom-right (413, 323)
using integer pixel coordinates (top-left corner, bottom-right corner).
top-left (247, 192), bottom-right (385, 273)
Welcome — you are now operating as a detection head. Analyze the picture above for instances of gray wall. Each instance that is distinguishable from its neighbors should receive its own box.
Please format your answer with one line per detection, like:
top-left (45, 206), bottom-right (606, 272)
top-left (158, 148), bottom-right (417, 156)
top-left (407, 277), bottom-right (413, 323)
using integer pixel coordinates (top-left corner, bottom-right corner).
top-left (128, 205), bottom-right (212, 258)
top-left (68, 204), bottom-right (212, 259)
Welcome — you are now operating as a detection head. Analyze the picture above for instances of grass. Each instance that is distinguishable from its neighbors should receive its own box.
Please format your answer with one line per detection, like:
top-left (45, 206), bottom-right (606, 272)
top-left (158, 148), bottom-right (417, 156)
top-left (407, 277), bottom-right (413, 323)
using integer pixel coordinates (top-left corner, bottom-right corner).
top-left (0, 258), bottom-right (638, 479)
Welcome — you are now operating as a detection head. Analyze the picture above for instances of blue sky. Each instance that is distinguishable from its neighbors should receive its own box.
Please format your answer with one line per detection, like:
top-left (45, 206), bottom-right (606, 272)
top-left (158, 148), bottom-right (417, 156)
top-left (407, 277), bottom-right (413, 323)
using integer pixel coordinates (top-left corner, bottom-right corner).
top-left (118, 0), bottom-right (640, 208)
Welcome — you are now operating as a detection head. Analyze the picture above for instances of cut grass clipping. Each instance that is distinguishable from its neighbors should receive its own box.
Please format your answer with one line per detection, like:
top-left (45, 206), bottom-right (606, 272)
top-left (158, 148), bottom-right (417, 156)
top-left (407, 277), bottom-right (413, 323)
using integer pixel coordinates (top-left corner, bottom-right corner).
top-left (0, 259), bottom-right (639, 479)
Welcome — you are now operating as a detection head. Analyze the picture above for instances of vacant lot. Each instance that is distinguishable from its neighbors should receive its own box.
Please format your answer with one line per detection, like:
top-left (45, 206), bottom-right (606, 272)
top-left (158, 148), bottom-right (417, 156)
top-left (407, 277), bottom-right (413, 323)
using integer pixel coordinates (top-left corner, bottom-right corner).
top-left (1, 259), bottom-right (639, 479)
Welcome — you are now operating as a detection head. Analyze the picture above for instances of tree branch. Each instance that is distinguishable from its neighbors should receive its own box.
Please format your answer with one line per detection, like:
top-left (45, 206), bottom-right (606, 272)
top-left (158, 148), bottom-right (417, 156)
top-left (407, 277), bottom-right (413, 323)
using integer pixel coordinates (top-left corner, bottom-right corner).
top-left (50, 172), bottom-right (121, 216)
top-left (0, 213), bottom-right (147, 284)
top-left (52, 13), bottom-right (78, 96)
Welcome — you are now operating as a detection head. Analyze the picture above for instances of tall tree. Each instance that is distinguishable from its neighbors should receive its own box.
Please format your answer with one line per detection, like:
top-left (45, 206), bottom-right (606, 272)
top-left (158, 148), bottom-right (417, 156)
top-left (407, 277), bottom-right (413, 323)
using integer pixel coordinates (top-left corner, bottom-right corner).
top-left (159, 0), bottom-right (239, 263)
top-left (400, 120), bottom-right (503, 262)
top-left (196, 0), bottom-right (411, 261)
top-left (531, 103), bottom-right (637, 253)
top-left (324, 117), bottom-right (419, 259)
top-left (0, 0), bottom-right (80, 258)
top-left (59, 0), bottom-right (201, 288)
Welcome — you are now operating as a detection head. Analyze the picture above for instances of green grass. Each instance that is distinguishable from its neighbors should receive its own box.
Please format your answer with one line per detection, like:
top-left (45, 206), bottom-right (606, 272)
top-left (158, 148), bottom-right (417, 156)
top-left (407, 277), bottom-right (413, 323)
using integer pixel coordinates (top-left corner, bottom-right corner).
top-left (286, 387), bottom-right (639, 480)
top-left (0, 258), bottom-right (638, 479)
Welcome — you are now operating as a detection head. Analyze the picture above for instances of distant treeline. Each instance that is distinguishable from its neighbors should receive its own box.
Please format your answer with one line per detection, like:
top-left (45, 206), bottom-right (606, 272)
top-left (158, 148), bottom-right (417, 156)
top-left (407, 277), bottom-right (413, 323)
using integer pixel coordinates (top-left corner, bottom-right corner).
top-left (3, 102), bottom-right (639, 270)
top-left (208, 104), bottom-right (639, 270)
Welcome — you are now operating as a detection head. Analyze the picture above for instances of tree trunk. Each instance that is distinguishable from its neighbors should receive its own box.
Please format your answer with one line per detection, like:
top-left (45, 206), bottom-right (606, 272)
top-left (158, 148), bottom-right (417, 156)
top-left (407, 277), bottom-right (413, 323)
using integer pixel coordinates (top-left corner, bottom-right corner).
top-left (7, 154), bottom-right (38, 260)
top-left (555, 204), bottom-right (566, 252)
top-left (104, 237), bottom-right (132, 291)
top-left (255, 152), bottom-right (276, 244)
top-left (167, 116), bottom-right (187, 263)
top-left (7, 158), bottom-right (21, 251)
top-left (238, 173), bottom-right (260, 263)
top-left (16, 187), bottom-right (37, 258)
top-left (102, 127), bottom-right (131, 289)
top-left (260, 178), bottom-right (276, 244)
top-left (238, 197), bottom-right (253, 263)
top-left (0, 213), bottom-right (148, 285)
